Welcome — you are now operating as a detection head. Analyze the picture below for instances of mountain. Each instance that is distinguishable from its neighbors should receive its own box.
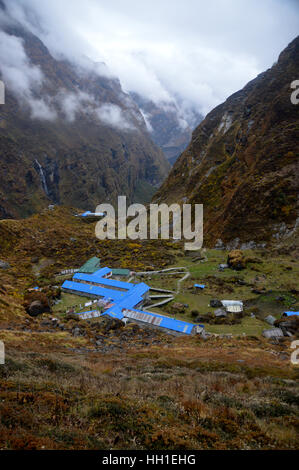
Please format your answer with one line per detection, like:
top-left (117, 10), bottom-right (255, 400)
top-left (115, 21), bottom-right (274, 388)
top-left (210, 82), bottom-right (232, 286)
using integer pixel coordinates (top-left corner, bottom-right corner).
top-left (131, 92), bottom-right (203, 165)
top-left (154, 37), bottom-right (299, 248)
top-left (0, 10), bottom-right (170, 218)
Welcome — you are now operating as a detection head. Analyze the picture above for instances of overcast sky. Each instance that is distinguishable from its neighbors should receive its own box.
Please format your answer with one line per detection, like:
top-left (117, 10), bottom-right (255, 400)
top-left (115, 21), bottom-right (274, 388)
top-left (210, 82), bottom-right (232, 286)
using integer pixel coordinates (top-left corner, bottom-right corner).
top-left (3, 0), bottom-right (299, 117)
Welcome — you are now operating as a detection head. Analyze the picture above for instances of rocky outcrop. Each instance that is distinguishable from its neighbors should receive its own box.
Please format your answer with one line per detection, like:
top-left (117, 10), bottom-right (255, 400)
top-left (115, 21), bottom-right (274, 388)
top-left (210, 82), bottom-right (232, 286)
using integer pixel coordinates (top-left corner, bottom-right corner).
top-left (274, 315), bottom-right (299, 337)
top-left (24, 291), bottom-right (50, 316)
top-left (154, 37), bottom-right (299, 247)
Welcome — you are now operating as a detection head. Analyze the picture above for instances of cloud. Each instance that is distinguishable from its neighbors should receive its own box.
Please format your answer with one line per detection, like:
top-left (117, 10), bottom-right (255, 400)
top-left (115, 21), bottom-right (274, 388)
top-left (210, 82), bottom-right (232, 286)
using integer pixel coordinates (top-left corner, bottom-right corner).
top-left (55, 88), bottom-right (136, 130)
top-left (95, 103), bottom-right (136, 131)
top-left (1, 0), bottom-right (299, 123)
top-left (29, 97), bottom-right (57, 120)
top-left (0, 11), bottom-right (135, 129)
top-left (0, 29), bottom-right (57, 120)
top-left (56, 90), bottom-right (94, 122)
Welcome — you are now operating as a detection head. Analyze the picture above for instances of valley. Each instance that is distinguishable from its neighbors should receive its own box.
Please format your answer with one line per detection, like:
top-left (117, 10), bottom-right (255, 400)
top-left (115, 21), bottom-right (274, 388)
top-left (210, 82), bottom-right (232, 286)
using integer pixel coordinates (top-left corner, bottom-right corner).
top-left (0, 207), bottom-right (298, 450)
top-left (0, 0), bottom-right (298, 455)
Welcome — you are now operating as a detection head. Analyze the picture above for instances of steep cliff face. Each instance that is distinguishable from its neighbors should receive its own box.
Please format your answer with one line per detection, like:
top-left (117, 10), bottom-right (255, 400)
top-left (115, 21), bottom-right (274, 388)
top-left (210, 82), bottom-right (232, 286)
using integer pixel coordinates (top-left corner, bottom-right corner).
top-left (154, 37), bottom-right (299, 247)
top-left (0, 19), bottom-right (169, 218)
top-left (131, 92), bottom-right (203, 165)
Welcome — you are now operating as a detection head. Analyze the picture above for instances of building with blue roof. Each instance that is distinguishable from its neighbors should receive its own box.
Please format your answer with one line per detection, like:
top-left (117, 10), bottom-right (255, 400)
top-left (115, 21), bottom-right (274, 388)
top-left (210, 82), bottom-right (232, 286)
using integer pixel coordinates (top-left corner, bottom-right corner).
top-left (62, 280), bottom-right (130, 301)
top-left (76, 211), bottom-right (105, 218)
top-left (73, 271), bottom-right (134, 291)
top-left (62, 264), bottom-right (202, 335)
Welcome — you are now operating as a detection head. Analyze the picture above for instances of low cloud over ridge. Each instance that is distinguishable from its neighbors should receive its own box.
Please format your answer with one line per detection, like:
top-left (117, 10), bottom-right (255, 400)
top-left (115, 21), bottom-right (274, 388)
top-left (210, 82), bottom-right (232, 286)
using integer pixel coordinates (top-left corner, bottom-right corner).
top-left (1, 0), bottom-right (298, 123)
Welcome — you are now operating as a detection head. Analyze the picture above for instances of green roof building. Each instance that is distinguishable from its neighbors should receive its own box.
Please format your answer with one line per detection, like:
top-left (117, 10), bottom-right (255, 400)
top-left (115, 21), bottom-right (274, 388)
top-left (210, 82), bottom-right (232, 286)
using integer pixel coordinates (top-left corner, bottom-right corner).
top-left (111, 268), bottom-right (130, 277)
top-left (78, 257), bottom-right (101, 274)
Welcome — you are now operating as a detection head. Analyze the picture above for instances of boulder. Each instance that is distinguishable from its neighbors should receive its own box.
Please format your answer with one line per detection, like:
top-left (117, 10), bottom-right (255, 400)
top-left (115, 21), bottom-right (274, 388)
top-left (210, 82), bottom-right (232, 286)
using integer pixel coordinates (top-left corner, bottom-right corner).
top-left (227, 250), bottom-right (246, 270)
top-left (28, 301), bottom-right (44, 317)
top-left (274, 316), bottom-right (299, 336)
top-left (262, 328), bottom-right (284, 339)
top-left (170, 302), bottom-right (186, 314)
top-left (214, 308), bottom-right (227, 317)
top-left (24, 291), bottom-right (50, 314)
top-left (0, 260), bottom-right (10, 270)
top-left (72, 326), bottom-right (85, 337)
top-left (102, 318), bottom-right (125, 333)
top-left (265, 315), bottom-right (276, 325)
top-left (195, 314), bottom-right (212, 323)
top-left (210, 299), bottom-right (222, 308)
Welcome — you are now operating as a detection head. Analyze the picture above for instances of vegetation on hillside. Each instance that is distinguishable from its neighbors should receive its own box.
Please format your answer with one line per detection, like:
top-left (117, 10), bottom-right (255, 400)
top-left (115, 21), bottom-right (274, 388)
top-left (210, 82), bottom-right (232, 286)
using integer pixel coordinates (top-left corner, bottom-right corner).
top-left (0, 207), bottom-right (298, 450)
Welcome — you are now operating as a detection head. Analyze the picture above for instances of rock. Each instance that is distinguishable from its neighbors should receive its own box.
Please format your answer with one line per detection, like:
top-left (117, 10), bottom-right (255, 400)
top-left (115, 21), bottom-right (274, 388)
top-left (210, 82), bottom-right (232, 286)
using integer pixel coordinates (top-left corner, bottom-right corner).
top-left (215, 239), bottom-right (224, 250)
top-left (24, 291), bottom-right (50, 314)
top-left (210, 299), bottom-right (222, 308)
top-left (102, 318), bottom-right (125, 333)
top-left (170, 302), bottom-right (186, 314)
top-left (280, 326), bottom-right (292, 337)
top-left (65, 313), bottom-right (80, 321)
top-left (218, 263), bottom-right (229, 271)
top-left (262, 328), bottom-right (284, 339)
top-left (195, 326), bottom-right (207, 338)
top-left (265, 315), bottom-right (276, 325)
top-left (252, 288), bottom-right (267, 294)
top-left (227, 250), bottom-right (246, 270)
top-left (0, 260), bottom-right (10, 270)
top-left (214, 308), bottom-right (227, 317)
top-left (274, 316), bottom-right (299, 336)
top-left (28, 301), bottom-right (44, 317)
top-left (72, 326), bottom-right (84, 337)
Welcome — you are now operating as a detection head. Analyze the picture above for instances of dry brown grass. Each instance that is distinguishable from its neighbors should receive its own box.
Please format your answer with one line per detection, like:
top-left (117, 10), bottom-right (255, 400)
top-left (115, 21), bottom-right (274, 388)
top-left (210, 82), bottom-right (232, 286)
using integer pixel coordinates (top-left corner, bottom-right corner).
top-left (0, 334), bottom-right (298, 450)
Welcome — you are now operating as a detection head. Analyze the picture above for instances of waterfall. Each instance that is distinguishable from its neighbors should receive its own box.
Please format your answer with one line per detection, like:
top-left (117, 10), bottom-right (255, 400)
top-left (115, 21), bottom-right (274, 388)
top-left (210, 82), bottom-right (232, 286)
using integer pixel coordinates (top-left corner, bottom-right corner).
top-left (35, 159), bottom-right (49, 196)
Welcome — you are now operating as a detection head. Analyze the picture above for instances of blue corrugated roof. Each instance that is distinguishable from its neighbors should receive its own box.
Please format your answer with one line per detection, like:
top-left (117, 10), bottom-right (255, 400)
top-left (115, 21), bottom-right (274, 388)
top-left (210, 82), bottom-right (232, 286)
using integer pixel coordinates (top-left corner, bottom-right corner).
top-left (121, 307), bottom-right (199, 334)
top-left (88, 267), bottom-right (111, 278)
top-left (284, 311), bottom-right (299, 316)
top-left (62, 280), bottom-right (128, 301)
top-left (73, 271), bottom-right (134, 291)
top-left (61, 263), bottom-right (201, 335)
top-left (78, 211), bottom-right (105, 217)
top-left (102, 306), bottom-right (124, 320)
top-left (116, 283), bottom-right (149, 309)
top-left (194, 284), bottom-right (205, 289)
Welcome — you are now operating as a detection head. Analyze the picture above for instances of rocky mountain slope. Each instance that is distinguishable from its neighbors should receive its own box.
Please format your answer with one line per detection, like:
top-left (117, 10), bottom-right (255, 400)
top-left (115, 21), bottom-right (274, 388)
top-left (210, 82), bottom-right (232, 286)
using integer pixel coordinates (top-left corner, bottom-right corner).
top-left (131, 92), bottom-right (203, 165)
top-left (0, 206), bottom-right (298, 450)
top-left (154, 37), bottom-right (299, 248)
top-left (0, 8), bottom-right (169, 218)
